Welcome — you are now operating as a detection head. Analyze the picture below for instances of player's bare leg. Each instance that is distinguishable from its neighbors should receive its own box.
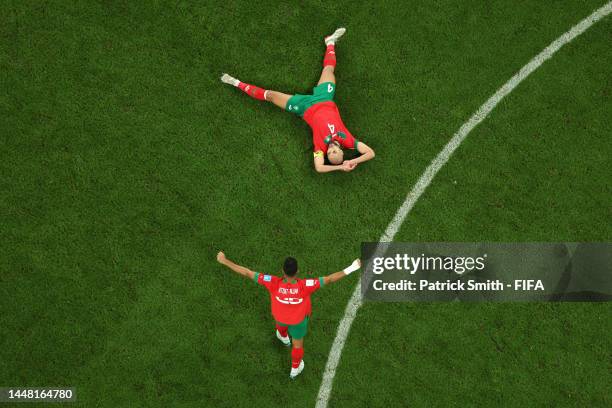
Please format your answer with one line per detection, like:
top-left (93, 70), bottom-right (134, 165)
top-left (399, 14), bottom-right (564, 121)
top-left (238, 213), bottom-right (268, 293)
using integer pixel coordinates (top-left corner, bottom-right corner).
top-left (220, 73), bottom-right (292, 110)
top-left (318, 66), bottom-right (336, 86)
top-left (317, 27), bottom-right (346, 85)
top-left (265, 91), bottom-right (292, 110)
top-left (289, 338), bottom-right (305, 379)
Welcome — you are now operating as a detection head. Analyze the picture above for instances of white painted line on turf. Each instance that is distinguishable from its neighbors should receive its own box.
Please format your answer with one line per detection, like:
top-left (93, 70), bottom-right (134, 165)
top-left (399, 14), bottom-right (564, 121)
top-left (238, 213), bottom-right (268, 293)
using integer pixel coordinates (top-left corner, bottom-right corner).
top-left (316, 3), bottom-right (612, 407)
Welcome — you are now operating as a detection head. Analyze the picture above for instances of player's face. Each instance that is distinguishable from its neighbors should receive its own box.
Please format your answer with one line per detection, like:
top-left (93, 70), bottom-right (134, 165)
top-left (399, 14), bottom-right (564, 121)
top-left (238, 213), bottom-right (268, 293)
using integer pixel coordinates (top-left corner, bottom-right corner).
top-left (327, 143), bottom-right (344, 165)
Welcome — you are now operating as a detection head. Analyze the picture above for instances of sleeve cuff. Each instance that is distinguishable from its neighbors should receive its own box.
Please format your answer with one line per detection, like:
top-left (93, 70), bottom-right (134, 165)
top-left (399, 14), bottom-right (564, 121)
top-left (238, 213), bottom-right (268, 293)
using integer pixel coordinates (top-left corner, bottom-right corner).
top-left (319, 277), bottom-right (325, 287)
top-left (353, 140), bottom-right (359, 150)
top-left (253, 272), bottom-right (260, 283)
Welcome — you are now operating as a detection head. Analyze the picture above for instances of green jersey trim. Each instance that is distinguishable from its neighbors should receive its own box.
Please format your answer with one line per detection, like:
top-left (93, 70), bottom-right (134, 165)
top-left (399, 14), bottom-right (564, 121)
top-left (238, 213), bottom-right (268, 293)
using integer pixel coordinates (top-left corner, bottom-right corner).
top-left (253, 272), bottom-right (259, 283)
top-left (319, 277), bottom-right (325, 287)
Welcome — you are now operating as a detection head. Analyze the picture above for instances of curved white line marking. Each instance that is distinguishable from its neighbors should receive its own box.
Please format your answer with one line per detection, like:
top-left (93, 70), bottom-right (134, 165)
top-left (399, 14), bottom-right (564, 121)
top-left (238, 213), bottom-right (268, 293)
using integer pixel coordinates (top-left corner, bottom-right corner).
top-left (316, 3), bottom-right (612, 407)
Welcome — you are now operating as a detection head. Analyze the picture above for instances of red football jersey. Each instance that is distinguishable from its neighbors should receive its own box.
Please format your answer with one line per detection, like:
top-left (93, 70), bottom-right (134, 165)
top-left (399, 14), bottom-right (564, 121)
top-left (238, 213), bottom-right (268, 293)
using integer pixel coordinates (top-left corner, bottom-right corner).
top-left (254, 273), bottom-right (324, 325)
top-left (303, 101), bottom-right (358, 155)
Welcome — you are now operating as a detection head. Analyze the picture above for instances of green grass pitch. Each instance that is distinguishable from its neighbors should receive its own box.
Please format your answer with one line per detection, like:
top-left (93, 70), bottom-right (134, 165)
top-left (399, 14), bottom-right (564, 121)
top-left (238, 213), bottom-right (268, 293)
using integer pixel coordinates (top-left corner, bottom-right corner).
top-left (1, 1), bottom-right (610, 407)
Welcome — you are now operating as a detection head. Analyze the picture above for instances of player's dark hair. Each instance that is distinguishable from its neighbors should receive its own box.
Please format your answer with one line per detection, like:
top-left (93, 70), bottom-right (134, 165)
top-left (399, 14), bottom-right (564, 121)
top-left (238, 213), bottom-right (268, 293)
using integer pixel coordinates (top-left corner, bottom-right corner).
top-left (283, 257), bottom-right (298, 277)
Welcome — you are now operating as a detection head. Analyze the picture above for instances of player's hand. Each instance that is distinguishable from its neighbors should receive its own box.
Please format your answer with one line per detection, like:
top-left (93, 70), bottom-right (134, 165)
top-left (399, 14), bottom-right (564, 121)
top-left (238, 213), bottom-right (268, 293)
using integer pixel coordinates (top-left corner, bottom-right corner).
top-left (343, 258), bottom-right (361, 275)
top-left (341, 161), bottom-right (354, 172)
top-left (216, 251), bottom-right (227, 264)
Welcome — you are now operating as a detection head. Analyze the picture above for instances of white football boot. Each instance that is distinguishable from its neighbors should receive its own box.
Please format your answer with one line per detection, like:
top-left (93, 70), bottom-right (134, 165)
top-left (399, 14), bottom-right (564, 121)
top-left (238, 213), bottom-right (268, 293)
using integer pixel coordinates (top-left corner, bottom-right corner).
top-left (220, 73), bottom-right (240, 86)
top-left (289, 360), bottom-right (305, 380)
top-left (325, 27), bottom-right (346, 46)
top-left (276, 330), bottom-right (291, 347)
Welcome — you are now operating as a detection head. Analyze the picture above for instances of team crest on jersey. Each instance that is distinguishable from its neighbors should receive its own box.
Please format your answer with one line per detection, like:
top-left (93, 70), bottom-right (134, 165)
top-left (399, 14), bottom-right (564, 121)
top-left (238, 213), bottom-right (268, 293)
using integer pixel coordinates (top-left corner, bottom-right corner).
top-left (306, 279), bottom-right (315, 287)
top-left (263, 275), bottom-right (272, 282)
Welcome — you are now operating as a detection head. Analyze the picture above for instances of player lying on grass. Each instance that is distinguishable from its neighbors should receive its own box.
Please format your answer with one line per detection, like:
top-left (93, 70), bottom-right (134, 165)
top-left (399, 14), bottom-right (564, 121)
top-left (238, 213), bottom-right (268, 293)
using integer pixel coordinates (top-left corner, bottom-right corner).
top-left (220, 27), bottom-right (375, 173)
top-left (216, 251), bottom-right (361, 379)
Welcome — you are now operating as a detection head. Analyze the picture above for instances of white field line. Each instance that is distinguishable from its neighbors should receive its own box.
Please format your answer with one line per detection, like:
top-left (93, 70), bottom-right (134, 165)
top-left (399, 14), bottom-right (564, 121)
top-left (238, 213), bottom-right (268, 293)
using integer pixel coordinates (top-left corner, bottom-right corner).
top-left (315, 3), bottom-right (612, 407)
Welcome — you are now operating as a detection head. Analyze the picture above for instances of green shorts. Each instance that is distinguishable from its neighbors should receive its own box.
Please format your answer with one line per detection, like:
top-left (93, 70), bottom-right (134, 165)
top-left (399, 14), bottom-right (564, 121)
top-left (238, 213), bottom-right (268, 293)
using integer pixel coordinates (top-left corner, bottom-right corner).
top-left (286, 82), bottom-right (336, 116)
top-left (276, 316), bottom-right (309, 340)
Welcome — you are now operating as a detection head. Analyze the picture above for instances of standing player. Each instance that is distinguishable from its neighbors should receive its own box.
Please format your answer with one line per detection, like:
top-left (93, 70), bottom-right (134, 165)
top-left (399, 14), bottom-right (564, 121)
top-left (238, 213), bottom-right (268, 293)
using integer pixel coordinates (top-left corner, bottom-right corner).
top-left (220, 28), bottom-right (375, 173)
top-left (216, 251), bottom-right (361, 379)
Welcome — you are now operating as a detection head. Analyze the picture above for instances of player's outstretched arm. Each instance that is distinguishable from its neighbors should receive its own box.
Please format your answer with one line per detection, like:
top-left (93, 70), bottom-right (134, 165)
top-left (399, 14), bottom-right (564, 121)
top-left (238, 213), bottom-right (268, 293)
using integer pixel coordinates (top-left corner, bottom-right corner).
top-left (216, 251), bottom-right (255, 280)
top-left (323, 259), bottom-right (361, 285)
top-left (314, 154), bottom-right (353, 173)
top-left (348, 142), bottom-right (375, 167)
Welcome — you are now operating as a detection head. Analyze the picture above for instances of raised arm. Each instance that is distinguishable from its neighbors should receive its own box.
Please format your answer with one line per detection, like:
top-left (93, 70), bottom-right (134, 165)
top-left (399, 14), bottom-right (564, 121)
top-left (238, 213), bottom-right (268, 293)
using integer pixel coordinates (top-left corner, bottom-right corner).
top-left (348, 142), bottom-right (375, 167)
top-left (323, 259), bottom-right (361, 285)
top-left (314, 153), bottom-right (352, 173)
top-left (216, 251), bottom-right (256, 280)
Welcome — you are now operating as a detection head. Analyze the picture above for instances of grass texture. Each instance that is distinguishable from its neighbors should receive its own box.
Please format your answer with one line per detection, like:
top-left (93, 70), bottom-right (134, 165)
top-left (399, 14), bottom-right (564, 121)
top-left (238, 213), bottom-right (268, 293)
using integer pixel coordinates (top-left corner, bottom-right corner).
top-left (1, 1), bottom-right (610, 407)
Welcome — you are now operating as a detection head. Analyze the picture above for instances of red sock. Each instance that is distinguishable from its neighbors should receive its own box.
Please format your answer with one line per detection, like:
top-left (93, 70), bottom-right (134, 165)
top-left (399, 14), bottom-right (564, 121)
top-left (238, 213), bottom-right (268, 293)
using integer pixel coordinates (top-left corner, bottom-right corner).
top-left (276, 324), bottom-right (288, 337)
top-left (323, 44), bottom-right (336, 68)
top-left (238, 82), bottom-right (267, 101)
top-left (291, 347), bottom-right (304, 368)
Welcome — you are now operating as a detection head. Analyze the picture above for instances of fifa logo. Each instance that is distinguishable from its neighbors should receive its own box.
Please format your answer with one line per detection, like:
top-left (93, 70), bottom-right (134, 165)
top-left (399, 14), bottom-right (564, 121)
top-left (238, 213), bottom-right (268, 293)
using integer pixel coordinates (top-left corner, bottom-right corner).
top-left (514, 280), bottom-right (545, 290)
